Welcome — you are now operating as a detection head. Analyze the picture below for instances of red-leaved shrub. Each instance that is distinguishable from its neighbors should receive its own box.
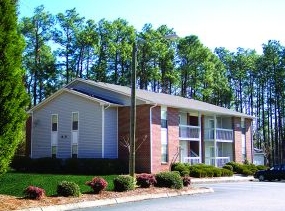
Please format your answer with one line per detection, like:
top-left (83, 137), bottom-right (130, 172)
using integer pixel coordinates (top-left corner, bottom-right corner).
top-left (86, 177), bottom-right (108, 194)
top-left (23, 186), bottom-right (45, 200)
top-left (182, 176), bottom-right (191, 187)
top-left (136, 173), bottom-right (156, 188)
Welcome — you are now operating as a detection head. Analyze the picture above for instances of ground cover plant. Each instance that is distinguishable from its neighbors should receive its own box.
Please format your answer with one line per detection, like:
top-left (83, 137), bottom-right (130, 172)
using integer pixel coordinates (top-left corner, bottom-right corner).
top-left (0, 171), bottom-right (117, 197)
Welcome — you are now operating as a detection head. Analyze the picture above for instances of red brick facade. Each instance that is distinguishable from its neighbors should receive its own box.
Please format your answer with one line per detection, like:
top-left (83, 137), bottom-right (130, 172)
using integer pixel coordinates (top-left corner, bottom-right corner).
top-left (233, 117), bottom-right (253, 163)
top-left (118, 105), bottom-right (180, 173)
top-left (245, 118), bottom-right (253, 162)
top-left (118, 105), bottom-right (253, 173)
top-left (233, 117), bottom-right (242, 163)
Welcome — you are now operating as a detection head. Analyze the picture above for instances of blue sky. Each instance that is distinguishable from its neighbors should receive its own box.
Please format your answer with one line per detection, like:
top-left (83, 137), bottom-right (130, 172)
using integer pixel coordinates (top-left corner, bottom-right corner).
top-left (19, 0), bottom-right (285, 53)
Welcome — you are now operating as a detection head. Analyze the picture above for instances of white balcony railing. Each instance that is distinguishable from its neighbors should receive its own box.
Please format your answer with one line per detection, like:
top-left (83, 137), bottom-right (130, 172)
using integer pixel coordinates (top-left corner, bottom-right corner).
top-left (204, 128), bottom-right (233, 142)
top-left (183, 157), bottom-right (201, 165)
top-left (206, 156), bottom-right (230, 167)
top-left (179, 125), bottom-right (200, 140)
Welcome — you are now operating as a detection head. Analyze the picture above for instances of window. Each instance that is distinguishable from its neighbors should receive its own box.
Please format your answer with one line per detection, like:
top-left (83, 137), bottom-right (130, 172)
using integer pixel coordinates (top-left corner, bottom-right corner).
top-left (72, 112), bottom-right (79, 158)
top-left (52, 114), bottom-right (58, 131)
top-left (161, 106), bottom-right (168, 163)
top-left (51, 114), bottom-right (58, 158)
top-left (72, 112), bottom-right (79, 131)
top-left (72, 145), bottom-right (78, 158)
top-left (161, 129), bottom-right (168, 163)
top-left (161, 106), bottom-right (167, 128)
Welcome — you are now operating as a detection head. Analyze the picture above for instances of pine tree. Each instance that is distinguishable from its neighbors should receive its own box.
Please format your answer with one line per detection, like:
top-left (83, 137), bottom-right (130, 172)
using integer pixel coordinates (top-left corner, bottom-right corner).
top-left (0, 0), bottom-right (29, 174)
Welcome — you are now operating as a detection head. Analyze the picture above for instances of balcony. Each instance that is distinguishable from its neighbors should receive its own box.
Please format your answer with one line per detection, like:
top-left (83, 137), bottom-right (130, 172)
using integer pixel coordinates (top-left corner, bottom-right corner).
top-left (179, 125), bottom-right (200, 140)
top-left (204, 128), bottom-right (233, 142)
top-left (183, 157), bottom-right (201, 165)
top-left (205, 156), bottom-right (230, 167)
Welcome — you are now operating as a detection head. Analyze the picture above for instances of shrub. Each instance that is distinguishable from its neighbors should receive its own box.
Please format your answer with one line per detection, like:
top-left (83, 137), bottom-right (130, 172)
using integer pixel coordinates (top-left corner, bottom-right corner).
top-left (226, 161), bottom-right (243, 173)
top-left (212, 168), bottom-right (222, 177)
top-left (257, 165), bottom-right (268, 170)
top-left (113, 175), bottom-right (135, 192)
top-left (182, 176), bottom-right (191, 187)
top-left (155, 172), bottom-right (183, 189)
top-left (181, 170), bottom-right (190, 177)
top-left (136, 173), bottom-right (156, 188)
top-left (223, 164), bottom-right (233, 172)
top-left (57, 181), bottom-right (81, 197)
top-left (23, 186), bottom-right (45, 200)
top-left (171, 163), bottom-right (190, 175)
top-left (190, 168), bottom-right (207, 178)
top-left (221, 168), bottom-right (234, 177)
top-left (86, 177), bottom-right (108, 194)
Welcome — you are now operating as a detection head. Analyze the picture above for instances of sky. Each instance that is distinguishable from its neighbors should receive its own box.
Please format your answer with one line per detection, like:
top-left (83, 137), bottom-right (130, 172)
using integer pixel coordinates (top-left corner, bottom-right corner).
top-left (18, 0), bottom-right (285, 54)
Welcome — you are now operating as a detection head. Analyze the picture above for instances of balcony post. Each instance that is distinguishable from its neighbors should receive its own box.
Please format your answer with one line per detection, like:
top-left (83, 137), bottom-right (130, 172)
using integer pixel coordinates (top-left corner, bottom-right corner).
top-left (214, 115), bottom-right (217, 167)
top-left (198, 112), bottom-right (202, 163)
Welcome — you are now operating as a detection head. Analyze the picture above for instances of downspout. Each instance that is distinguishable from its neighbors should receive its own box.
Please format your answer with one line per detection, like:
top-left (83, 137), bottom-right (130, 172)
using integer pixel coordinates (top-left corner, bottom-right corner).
top-left (150, 103), bottom-right (157, 173)
top-left (101, 105), bottom-right (105, 158)
top-left (30, 111), bottom-right (33, 158)
top-left (101, 103), bottom-right (111, 158)
top-left (214, 114), bottom-right (217, 167)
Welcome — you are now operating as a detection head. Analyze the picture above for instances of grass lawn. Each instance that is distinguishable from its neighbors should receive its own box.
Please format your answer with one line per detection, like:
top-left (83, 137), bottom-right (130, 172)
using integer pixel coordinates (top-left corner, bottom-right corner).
top-left (0, 171), bottom-right (118, 197)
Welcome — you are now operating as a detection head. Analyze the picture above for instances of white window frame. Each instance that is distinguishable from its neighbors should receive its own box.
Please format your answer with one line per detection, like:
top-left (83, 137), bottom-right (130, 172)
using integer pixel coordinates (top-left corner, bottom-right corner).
top-left (71, 112), bottom-right (79, 157)
top-left (51, 114), bottom-right (58, 157)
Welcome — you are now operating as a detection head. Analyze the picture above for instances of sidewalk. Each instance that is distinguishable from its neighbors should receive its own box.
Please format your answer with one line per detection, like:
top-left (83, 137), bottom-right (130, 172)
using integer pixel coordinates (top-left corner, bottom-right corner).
top-left (17, 175), bottom-right (255, 211)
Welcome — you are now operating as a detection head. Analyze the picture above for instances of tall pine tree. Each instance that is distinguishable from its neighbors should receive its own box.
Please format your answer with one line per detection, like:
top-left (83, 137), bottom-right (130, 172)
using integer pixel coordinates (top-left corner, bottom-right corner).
top-left (0, 0), bottom-right (29, 174)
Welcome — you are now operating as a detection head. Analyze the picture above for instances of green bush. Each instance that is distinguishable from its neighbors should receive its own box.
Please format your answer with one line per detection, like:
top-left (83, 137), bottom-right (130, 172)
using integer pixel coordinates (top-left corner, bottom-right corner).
top-left (212, 168), bottom-right (222, 177)
top-left (113, 175), bottom-right (135, 192)
top-left (190, 168), bottom-right (205, 178)
top-left (155, 172), bottom-right (183, 189)
top-left (222, 164), bottom-right (233, 172)
top-left (171, 163), bottom-right (190, 175)
top-left (257, 165), bottom-right (268, 170)
top-left (221, 168), bottom-right (234, 177)
top-left (57, 181), bottom-right (81, 197)
top-left (226, 161), bottom-right (258, 175)
top-left (181, 170), bottom-right (190, 177)
top-left (10, 156), bottom-right (128, 175)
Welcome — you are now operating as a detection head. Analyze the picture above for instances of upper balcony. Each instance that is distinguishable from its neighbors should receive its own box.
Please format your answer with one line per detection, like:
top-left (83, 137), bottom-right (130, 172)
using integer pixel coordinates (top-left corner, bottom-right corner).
top-left (204, 128), bottom-right (233, 142)
top-left (179, 125), bottom-right (200, 141)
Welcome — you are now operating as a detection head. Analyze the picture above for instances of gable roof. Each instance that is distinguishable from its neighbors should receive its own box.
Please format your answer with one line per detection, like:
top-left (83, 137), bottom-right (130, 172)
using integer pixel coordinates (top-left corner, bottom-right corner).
top-left (28, 87), bottom-right (122, 113)
top-left (71, 78), bottom-right (254, 119)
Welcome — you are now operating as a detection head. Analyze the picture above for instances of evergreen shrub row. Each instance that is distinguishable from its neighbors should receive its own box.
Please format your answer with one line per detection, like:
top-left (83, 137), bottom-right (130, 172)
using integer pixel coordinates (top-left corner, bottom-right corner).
top-left (11, 156), bottom-right (128, 175)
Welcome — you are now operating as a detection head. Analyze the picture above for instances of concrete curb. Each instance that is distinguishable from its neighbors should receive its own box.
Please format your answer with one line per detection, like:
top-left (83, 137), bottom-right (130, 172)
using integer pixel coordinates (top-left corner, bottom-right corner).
top-left (16, 187), bottom-right (214, 211)
top-left (191, 175), bottom-right (255, 184)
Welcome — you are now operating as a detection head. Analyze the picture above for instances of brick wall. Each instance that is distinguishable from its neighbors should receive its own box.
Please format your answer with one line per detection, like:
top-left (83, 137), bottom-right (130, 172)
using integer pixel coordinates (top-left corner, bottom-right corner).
top-left (151, 106), bottom-right (179, 173)
top-left (118, 105), bottom-right (180, 173)
top-left (245, 118), bottom-right (253, 162)
top-left (233, 117), bottom-right (242, 163)
top-left (118, 107), bottom-right (130, 166)
top-left (135, 105), bottom-right (151, 173)
top-left (150, 106), bottom-right (161, 173)
top-left (166, 107), bottom-right (180, 169)
top-left (118, 105), bottom-right (151, 173)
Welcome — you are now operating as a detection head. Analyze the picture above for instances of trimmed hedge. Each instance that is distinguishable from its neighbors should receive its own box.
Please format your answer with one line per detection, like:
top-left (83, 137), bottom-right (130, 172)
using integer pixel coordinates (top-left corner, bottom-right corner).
top-left (10, 156), bottom-right (128, 175)
top-left (171, 163), bottom-right (236, 178)
top-left (57, 181), bottom-right (81, 197)
top-left (155, 172), bottom-right (183, 189)
top-left (113, 175), bottom-right (135, 192)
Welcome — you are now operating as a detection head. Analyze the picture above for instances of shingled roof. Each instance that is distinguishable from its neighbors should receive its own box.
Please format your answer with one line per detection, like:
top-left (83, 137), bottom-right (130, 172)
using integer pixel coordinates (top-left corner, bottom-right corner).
top-left (76, 78), bottom-right (254, 119)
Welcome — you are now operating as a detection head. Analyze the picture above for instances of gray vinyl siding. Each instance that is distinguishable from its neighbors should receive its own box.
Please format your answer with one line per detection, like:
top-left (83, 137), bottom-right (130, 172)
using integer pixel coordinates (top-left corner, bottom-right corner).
top-left (104, 107), bottom-right (118, 158)
top-left (31, 110), bottom-right (52, 158)
top-left (32, 92), bottom-right (103, 159)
